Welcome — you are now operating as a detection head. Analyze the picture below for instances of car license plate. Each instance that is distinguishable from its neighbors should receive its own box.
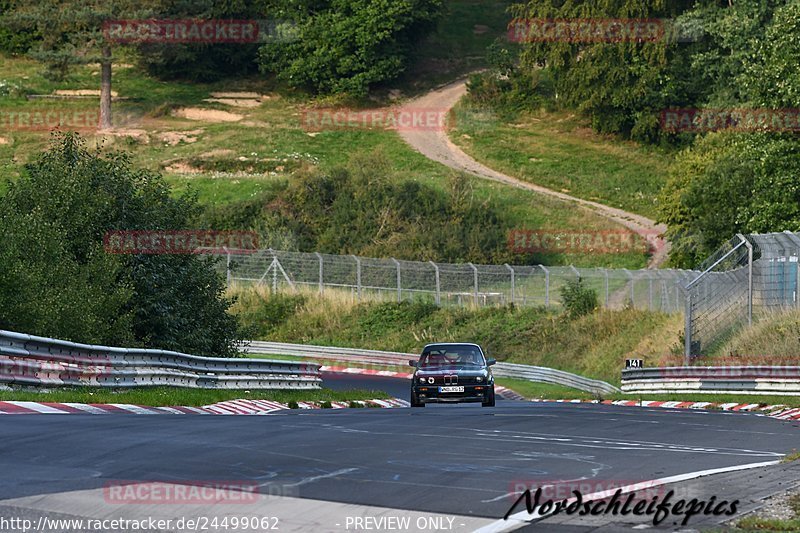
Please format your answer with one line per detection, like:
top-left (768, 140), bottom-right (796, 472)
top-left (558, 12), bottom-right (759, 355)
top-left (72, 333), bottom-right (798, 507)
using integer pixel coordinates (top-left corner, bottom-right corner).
top-left (439, 386), bottom-right (464, 393)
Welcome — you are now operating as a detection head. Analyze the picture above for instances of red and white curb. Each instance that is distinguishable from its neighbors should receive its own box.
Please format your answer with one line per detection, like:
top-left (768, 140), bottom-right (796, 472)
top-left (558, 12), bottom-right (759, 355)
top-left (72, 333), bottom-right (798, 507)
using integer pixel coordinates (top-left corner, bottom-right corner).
top-left (320, 365), bottom-right (526, 400)
top-left (0, 398), bottom-right (409, 415)
top-left (532, 398), bottom-right (800, 421)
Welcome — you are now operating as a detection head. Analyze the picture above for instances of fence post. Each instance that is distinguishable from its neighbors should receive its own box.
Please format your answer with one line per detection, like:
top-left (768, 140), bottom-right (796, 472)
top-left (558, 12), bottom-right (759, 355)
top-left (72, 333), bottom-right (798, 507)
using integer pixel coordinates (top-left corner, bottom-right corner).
top-left (429, 261), bottom-right (441, 305)
top-left (468, 263), bottom-right (478, 306)
top-left (648, 273), bottom-right (654, 311)
top-left (314, 252), bottom-right (324, 294)
top-left (603, 268), bottom-right (609, 308)
top-left (391, 258), bottom-right (401, 302)
top-left (224, 247), bottom-right (231, 287)
top-left (351, 255), bottom-right (361, 300)
top-left (540, 265), bottom-right (550, 307)
top-left (569, 265), bottom-right (580, 280)
top-left (505, 264), bottom-right (515, 305)
top-left (737, 234), bottom-right (753, 326)
top-left (269, 248), bottom-right (278, 292)
top-left (623, 268), bottom-right (634, 306)
top-left (684, 291), bottom-right (692, 364)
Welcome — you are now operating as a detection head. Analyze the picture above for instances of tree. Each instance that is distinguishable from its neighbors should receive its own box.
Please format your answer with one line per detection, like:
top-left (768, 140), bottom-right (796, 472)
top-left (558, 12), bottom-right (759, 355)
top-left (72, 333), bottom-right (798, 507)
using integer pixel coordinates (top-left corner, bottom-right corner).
top-left (508, 0), bottom-right (697, 142)
top-left (257, 0), bottom-right (443, 96)
top-left (658, 133), bottom-right (800, 267)
top-left (4, 0), bottom-right (158, 129)
top-left (0, 134), bottom-right (244, 356)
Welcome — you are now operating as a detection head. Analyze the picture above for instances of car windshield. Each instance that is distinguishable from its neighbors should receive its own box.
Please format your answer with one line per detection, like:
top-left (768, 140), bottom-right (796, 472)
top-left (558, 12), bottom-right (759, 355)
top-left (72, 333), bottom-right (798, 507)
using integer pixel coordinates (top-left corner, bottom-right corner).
top-left (418, 345), bottom-right (485, 368)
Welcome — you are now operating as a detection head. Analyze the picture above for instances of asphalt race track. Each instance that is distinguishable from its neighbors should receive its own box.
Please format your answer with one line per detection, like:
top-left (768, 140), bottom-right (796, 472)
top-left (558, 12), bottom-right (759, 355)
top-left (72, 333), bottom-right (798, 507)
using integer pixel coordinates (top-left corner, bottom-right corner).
top-left (1, 379), bottom-right (798, 533)
top-left (323, 372), bottom-right (412, 400)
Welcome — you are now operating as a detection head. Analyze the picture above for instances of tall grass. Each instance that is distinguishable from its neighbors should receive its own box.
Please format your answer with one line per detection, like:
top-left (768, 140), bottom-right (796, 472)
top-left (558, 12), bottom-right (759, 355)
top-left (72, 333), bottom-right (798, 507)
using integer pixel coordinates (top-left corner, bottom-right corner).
top-left (230, 286), bottom-right (683, 384)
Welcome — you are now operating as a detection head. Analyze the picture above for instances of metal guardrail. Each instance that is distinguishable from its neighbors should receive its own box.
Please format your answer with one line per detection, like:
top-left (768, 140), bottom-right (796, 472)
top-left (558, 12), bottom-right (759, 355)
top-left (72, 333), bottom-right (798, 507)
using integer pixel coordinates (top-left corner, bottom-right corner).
top-left (621, 366), bottom-right (800, 396)
top-left (246, 341), bottom-right (620, 395)
top-left (0, 330), bottom-right (321, 390)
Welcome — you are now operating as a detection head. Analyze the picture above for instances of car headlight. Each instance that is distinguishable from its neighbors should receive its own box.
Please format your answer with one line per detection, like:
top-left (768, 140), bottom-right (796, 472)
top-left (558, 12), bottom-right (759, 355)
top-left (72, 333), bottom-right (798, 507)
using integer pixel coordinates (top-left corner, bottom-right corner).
top-left (427, 377), bottom-right (435, 384)
top-left (476, 376), bottom-right (483, 382)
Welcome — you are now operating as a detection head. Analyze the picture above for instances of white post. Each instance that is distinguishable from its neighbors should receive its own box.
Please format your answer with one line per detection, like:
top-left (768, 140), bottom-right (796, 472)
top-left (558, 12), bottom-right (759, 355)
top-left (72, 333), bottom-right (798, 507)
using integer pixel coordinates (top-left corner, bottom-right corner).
top-left (351, 255), bottom-right (361, 300)
top-left (314, 252), bottom-right (324, 294)
top-left (468, 262), bottom-right (478, 306)
top-left (391, 258), bottom-right (401, 302)
top-left (540, 265), bottom-right (550, 307)
top-left (429, 261), bottom-right (441, 306)
top-left (505, 264), bottom-right (515, 305)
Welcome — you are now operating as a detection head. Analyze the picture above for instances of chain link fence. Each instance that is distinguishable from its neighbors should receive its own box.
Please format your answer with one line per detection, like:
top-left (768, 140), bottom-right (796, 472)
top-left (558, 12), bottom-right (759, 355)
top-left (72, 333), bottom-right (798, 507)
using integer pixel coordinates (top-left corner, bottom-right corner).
top-left (211, 248), bottom-right (696, 313)
top-left (208, 231), bottom-right (800, 361)
top-left (682, 231), bottom-right (800, 359)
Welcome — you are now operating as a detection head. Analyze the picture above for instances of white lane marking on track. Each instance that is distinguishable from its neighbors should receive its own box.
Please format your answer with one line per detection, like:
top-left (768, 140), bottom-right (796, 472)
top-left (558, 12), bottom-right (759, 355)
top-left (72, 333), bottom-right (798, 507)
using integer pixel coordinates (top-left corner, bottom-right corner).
top-left (471, 429), bottom-right (783, 457)
top-left (282, 467), bottom-right (359, 488)
top-left (474, 460), bottom-right (782, 533)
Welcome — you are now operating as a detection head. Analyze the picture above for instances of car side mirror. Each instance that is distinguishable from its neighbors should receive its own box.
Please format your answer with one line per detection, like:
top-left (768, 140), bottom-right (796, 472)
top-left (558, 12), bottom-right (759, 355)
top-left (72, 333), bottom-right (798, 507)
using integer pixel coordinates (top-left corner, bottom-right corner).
top-left (409, 359), bottom-right (418, 367)
top-left (486, 358), bottom-right (496, 366)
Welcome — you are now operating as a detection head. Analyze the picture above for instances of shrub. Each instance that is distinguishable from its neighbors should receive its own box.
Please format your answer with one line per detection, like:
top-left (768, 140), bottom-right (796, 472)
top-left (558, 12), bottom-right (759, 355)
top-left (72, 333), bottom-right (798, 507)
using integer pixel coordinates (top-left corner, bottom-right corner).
top-left (560, 278), bottom-right (598, 319)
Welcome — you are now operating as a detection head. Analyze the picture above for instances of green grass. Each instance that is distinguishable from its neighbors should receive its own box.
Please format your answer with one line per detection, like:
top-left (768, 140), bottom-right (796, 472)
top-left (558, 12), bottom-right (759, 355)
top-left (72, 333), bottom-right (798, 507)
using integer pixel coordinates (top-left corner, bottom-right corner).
top-left (0, 386), bottom-right (389, 407)
top-left (0, 51), bottom-right (650, 269)
top-left (735, 494), bottom-right (800, 532)
top-left (232, 288), bottom-right (684, 385)
top-left (450, 103), bottom-right (673, 219)
top-left (495, 378), bottom-right (593, 399)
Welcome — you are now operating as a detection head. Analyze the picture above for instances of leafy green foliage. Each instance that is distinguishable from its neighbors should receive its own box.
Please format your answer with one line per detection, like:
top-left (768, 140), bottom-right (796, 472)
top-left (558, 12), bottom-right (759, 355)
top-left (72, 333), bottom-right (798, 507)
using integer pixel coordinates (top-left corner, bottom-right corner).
top-left (135, 0), bottom-right (262, 81)
top-left (0, 0), bottom-right (39, 54)
top-left (0, 134), bottom-right (243, 356)
top-left (257, 0), bottom-right (444, 96)
top-left (199, 150), bottom-right (524, 263)
top-left (505, 0), bottom-right (696, 143)
top-left (559, 277), bottom-right (598, 319)
top-left (659, 133), bottom-right (800, 267)
top-left (3, 0), bottom-right (154, 79)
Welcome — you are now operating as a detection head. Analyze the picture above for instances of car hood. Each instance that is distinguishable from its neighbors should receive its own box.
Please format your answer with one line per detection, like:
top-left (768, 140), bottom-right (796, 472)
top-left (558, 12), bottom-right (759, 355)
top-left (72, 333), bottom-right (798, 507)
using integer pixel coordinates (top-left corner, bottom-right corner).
top-left (415, 368), bottom-right (489, 377)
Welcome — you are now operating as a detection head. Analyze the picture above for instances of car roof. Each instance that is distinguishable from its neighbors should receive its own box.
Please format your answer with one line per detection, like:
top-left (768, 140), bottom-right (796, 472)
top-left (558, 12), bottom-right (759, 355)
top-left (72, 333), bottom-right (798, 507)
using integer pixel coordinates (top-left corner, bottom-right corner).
top-left (422, 343), bottom-right (483, 350)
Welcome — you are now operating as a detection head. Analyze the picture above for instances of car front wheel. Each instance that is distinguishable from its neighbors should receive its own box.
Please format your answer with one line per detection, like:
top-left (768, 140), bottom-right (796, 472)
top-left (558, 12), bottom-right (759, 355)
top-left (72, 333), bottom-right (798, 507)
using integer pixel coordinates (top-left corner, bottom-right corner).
top-left (482, 387), bottom-right (495, 407)
top-left (410, 391), bottom-right (425, 408)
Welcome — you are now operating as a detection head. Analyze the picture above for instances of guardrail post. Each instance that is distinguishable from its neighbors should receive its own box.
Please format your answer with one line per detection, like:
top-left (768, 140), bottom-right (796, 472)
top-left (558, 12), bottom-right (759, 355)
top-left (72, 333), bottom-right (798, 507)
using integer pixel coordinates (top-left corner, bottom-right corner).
top-left (351, 255), bottom-right (362, 300)
top-left (540, 265), bottom-right (550, 307)
top-left (429, 261), bottom-right (441, 306)
top-left (505, 264), bottom-right (515, 305)
top-left (391, 258), bottom-right (401, 302)
top-left (314, 252), bottom-right (324, 294)
top-left (468, 262), bottom-right (479, 306)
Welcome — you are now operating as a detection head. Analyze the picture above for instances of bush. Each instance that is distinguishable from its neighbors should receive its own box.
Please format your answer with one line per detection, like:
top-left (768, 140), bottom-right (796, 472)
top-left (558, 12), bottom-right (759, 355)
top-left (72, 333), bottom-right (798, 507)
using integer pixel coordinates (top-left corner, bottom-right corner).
top-left (560, 278), bottom-right (598, 319)
top-left (0, 134), bottom-right (244, 356)
top-left (195, 150), bottom-right (522, 264)
top-left (257, 0), bottom-right (444, 96)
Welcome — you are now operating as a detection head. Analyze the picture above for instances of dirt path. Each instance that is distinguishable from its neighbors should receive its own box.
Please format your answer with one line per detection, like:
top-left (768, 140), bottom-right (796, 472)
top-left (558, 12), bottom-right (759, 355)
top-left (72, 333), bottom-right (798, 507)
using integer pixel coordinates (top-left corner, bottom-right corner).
top-left (396, 79), bottom-right (670, 268)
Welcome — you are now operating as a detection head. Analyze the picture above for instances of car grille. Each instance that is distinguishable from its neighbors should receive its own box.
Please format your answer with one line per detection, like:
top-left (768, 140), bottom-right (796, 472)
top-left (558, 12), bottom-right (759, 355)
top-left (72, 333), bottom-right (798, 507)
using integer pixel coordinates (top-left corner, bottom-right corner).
top-left (420, 375), bottom-right (482, 385)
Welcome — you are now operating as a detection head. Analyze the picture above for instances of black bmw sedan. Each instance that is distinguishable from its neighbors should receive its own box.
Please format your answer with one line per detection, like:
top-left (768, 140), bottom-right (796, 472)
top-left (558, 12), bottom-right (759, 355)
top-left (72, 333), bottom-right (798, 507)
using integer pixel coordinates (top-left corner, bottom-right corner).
top-left (409, 343), bottom-right (496, 407)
